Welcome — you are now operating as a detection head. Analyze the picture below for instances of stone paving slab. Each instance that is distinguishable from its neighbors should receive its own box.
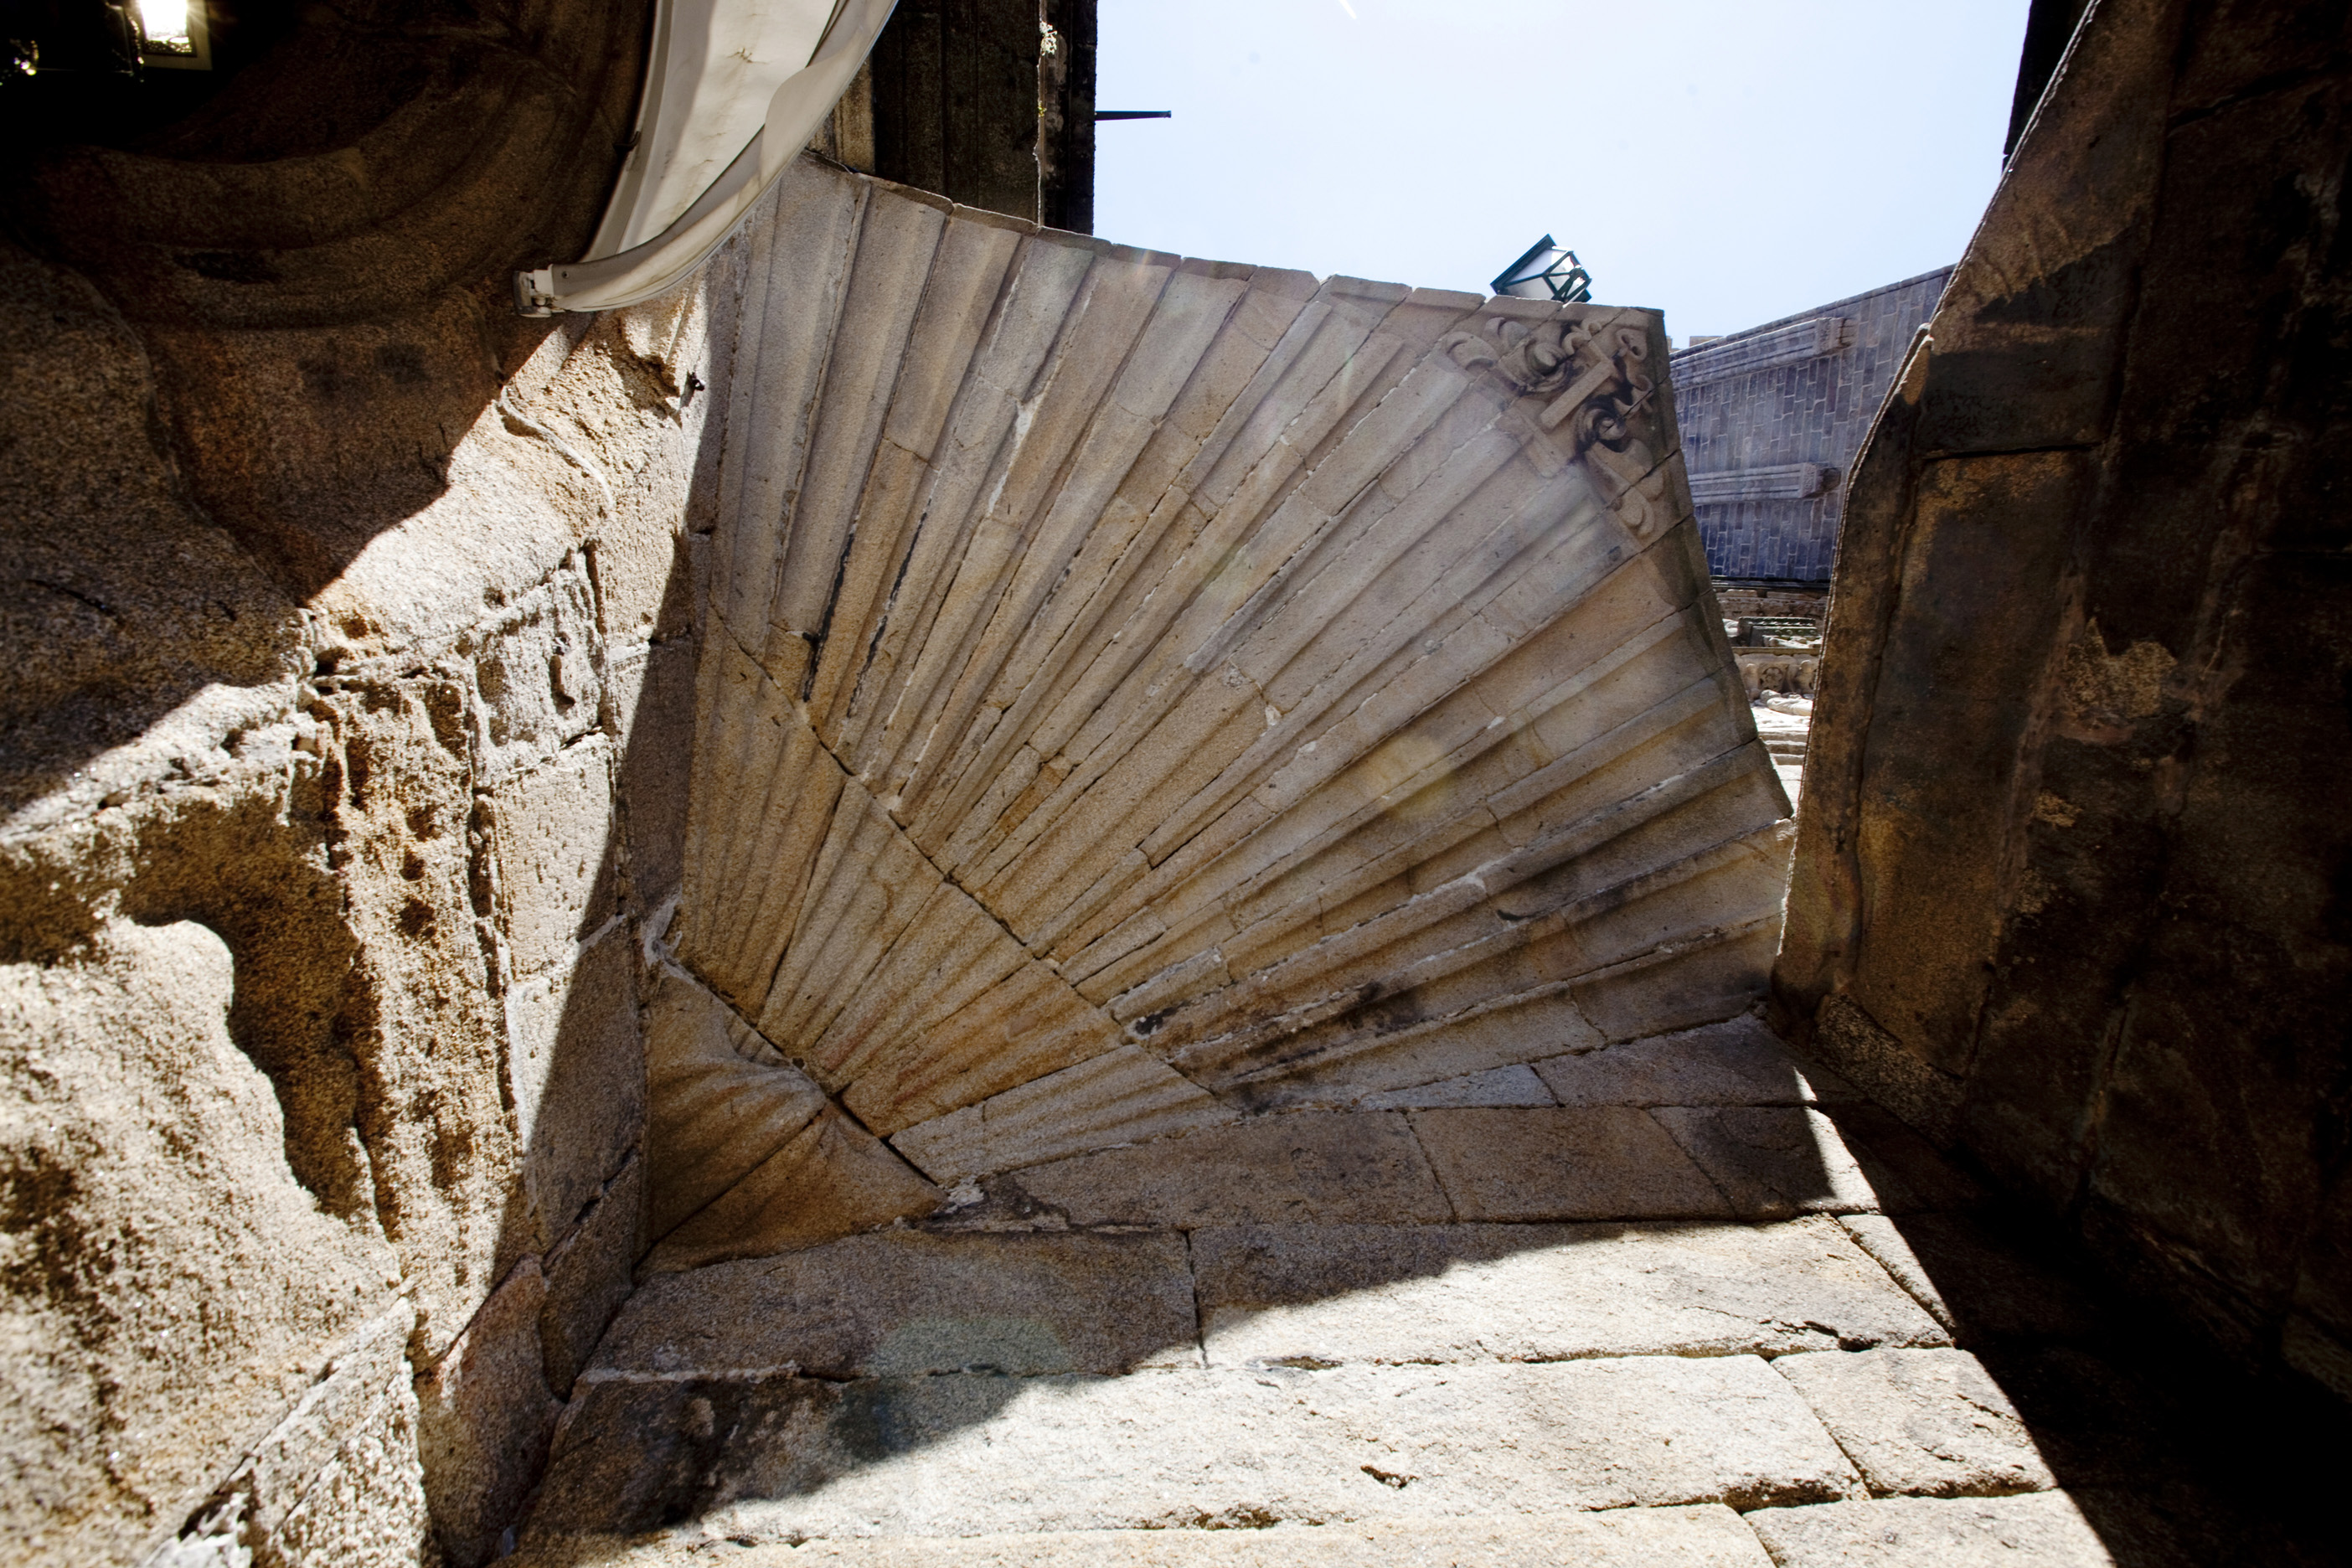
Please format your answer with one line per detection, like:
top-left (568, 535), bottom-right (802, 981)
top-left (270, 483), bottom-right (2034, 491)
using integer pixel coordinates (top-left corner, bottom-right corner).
top-left (1008, 1112), bottom-right (1452, 1226)
top-left (1410, 1106), bottom-right (1735, 1221)
top-left (1837, 1215), bottom-right (2105, 1343)
top-left (591, 1231), bottom-right (1200, 1380)
top-left (1836, 1215), bottom-right (1959, 1332)
top-left (1964, 1346), bottom-right (2186, 1490)
top-left (1817, 1102), bottom-right (1988, 1213)
top-left (1744, 1492), bottom-right (2117, 1566)
top-left (1772, 1348), bottom-right (2055, 1498)
top-left (528, 1357), bottom-right (1860, 1542)
top-left (1190, 1218), bottom-right (1947, 1367)
top-left (2059, 1487), bottom-right (2341, 1568)
top-left (513, 1506), bottom-right (1775, 1566)
top-left (1532, 1017), bottom-right (1861, 1107)
top-left (1653, 1106), bottom-right (1892, 1218)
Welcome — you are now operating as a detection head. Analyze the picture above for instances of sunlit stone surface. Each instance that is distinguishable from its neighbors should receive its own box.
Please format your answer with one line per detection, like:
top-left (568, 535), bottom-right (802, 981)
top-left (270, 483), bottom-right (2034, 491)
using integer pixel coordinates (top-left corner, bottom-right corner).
top-left (658, 161), bottom-right (1791, 1254)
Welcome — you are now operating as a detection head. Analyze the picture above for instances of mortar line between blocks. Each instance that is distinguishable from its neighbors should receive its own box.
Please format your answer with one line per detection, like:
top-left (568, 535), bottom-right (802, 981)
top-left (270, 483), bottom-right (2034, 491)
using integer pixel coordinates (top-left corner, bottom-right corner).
top-left (1182, 1226), bottom-right (1209, 1369)
top-left (1763, 1350), bottom-right (1879, 1501)
top-left (1398, 1110), bottom-right (1462, 1223)
top-left (1834, 1215), bottom-right (1958, 1338)
top-left (1643, 1103), bottom-right (1741, 1217)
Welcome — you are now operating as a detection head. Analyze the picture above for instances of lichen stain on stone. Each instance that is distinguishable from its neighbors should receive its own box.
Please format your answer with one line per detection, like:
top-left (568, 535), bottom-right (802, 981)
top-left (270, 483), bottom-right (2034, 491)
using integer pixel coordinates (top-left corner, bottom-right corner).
top-left (2057, 619), bottom-right (2174, 733)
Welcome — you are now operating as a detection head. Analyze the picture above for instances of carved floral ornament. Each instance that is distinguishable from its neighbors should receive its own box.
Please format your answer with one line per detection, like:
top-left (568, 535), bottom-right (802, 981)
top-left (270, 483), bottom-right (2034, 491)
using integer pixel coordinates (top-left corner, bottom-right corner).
top-left (1440, 307), bottom-right (1679, 540)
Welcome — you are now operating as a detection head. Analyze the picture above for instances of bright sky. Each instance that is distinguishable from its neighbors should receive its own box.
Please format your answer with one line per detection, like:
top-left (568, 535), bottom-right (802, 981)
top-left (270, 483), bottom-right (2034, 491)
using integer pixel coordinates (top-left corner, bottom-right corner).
top-left (1094, 0), bottom-right (2030, 342)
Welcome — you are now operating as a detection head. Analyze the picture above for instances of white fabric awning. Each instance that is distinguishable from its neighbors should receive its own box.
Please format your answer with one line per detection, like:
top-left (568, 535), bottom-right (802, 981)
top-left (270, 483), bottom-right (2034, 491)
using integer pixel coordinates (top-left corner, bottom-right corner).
top-left (517, 0), bottom-right (896, 315)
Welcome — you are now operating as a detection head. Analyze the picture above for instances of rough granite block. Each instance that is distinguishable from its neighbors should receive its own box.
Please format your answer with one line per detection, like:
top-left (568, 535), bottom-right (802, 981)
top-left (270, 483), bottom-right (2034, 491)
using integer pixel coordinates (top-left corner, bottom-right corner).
top-left (592, 1230), bottom-right (1199, 1379)
top-left (1773, 1348), bottom-right (2056, 1498)
top-left (1194, 1217), bottom-right (1947, 1368)
top-left (1743, 1493), bottom-right (2115, 1567)
top-left (1010, 1112), bottom-right (1452, 1226)
top-left (1653, 1106), bottom-right (1893, 1218)
top-left (526, 1356), bottom-right (1859, 1542)
top-left (1818, 1101), bottom-right (1990, 1214)
top-left (610, 637), bottom-right (697, 909)
top-left (262, 1368), bottom-right (436, 1568)
top-left (539, 1156), bottom-right (643, 1400)
top-left (239, 1301), bottom-right (425, 1552)
top-left (1836, 1215), bottom-right (2105, 1344)
top-left (482, 735), bottom-right (622, 978)
top-left (502, 927), bottom-right (644, 1251)
top-left (1410, 1106), bottom-right (1734, 1221)
top-left (414, 1260), bottom-right (563, 1568)
top-left (1533, 1015), bottom-right (1860, 1107)
top-left (512, 1508), bottom-right (1773, 1566)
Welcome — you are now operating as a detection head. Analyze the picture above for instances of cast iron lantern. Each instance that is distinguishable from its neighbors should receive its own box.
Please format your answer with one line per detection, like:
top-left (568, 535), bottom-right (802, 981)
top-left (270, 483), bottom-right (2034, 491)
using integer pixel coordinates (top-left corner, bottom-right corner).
top-left (1492, 235), bottom-right (1592, 304)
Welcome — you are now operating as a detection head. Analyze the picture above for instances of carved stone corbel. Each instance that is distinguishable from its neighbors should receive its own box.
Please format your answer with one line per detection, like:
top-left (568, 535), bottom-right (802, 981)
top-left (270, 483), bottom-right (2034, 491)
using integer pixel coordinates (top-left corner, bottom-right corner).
top-left (1440, 307), bottom-right (1675, 539)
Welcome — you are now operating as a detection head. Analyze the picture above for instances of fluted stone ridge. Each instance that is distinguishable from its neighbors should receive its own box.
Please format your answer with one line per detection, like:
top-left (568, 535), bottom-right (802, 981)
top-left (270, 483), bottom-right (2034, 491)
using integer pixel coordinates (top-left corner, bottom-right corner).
top-left (659, 159), bottom-right (1789, 1260)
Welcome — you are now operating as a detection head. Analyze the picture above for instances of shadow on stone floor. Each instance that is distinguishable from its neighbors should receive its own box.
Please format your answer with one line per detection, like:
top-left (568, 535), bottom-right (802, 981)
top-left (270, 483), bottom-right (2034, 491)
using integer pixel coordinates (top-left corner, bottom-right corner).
top-left (1869, 1200), bottom-right (2352, 1568)
top-left (508, 1034), bottom-right (2352, 1566)
top-left (521, 1045), bottom-right (1856, 1540)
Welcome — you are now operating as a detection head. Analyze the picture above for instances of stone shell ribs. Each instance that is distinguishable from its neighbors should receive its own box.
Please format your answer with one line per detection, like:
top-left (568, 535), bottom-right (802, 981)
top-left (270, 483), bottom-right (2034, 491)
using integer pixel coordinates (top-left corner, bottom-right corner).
top-left (667, 160), bottom-right (1790, 1244)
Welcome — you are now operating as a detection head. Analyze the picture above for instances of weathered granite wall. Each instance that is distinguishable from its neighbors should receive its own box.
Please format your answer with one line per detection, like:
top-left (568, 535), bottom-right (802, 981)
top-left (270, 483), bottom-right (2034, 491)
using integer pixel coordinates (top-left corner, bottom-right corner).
top-left (0, 3), bottom-right (737, 1562)
top-left (866, 0), bottom-right (1059, 222)
top-left (1038, 0), bottom-right (1099, 233)
top-left (1777, 0), bottom-right (2352, 1406)
top-left (1672, 268), bottom-right (1951, 585)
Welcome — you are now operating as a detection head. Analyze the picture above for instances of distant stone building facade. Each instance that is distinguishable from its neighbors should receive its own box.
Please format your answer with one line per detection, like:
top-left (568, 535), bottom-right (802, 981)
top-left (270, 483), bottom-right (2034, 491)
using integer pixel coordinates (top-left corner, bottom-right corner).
top-left (1671, 267), bottom-right (1953, 587)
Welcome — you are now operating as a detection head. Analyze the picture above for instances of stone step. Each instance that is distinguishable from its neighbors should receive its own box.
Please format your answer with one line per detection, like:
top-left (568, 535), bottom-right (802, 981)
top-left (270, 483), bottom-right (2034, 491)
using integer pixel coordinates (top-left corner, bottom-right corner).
top-left (1191, 1216), bottom-right (1946, 1368)
top-left (593, 1214), bottom-right (1949, 1385)
top-left (517, 1100), bottom-right (2122, 1565)
top-left (1746, 1493), bottom-right (2121, 1566)
top-left (964, 1093), bottom-right (1947, 1230)
top-left (528, 1356), bottom-right (1863, 1545)
top-left (518, 1032), bottom-right (2091, 1565)
top-left (510, 1492), bottom-right (2134, 1566)
top-left (513, 1505), bottom-right (1777, 1565)
top-left (891, 1014), bottom-right (1865, 1184)
top-left (522, 1215), bottom-right (2104, 1558)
